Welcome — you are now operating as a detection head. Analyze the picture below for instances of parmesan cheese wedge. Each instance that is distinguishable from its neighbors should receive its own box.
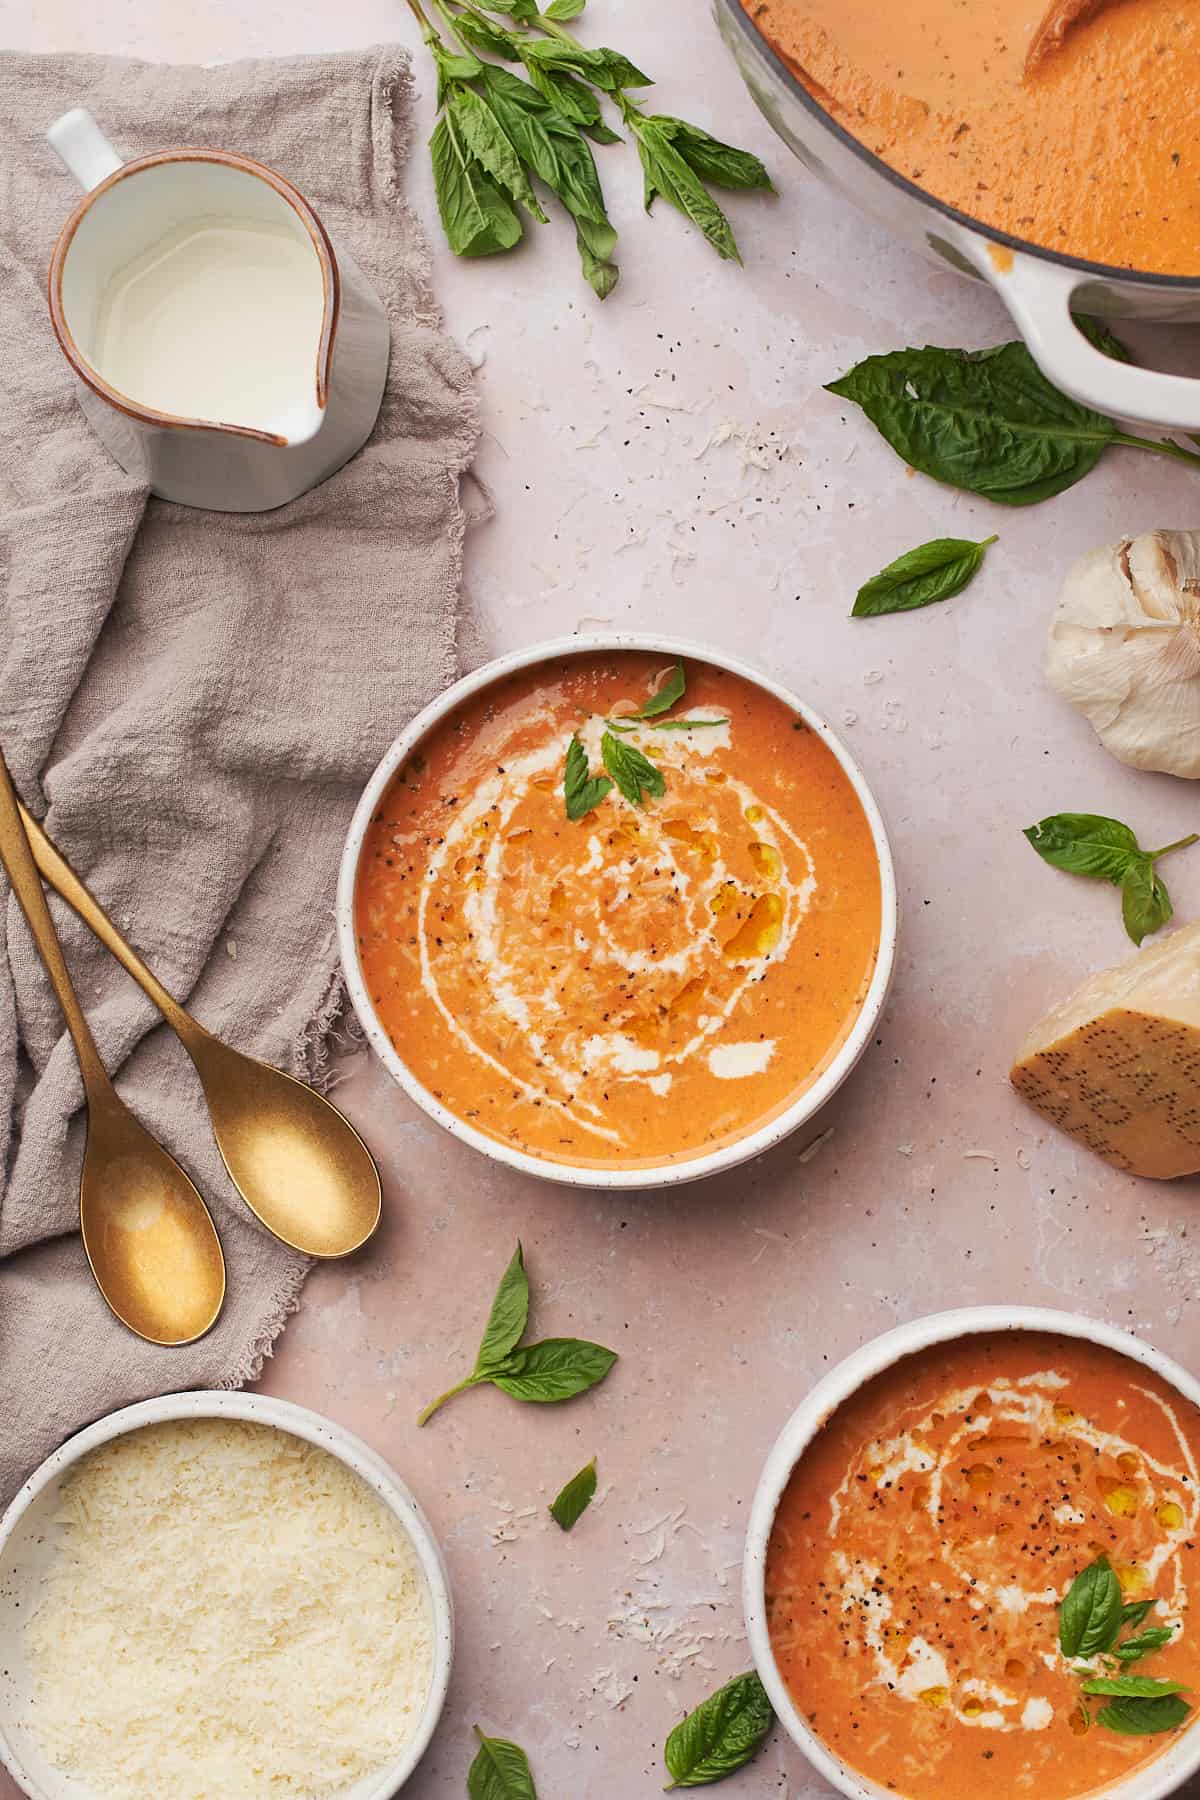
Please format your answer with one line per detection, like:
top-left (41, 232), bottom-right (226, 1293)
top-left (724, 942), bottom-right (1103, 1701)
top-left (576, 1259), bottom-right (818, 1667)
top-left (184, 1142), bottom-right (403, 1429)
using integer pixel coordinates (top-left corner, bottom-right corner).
top-left (1011, 921), bottom-right (1200, 1179)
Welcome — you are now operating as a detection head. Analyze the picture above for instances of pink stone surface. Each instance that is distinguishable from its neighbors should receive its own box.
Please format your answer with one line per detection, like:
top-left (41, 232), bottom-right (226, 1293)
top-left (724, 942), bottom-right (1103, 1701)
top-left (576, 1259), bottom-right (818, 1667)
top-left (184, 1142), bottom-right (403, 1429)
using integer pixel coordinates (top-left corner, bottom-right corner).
top-left (8, 1), bottom-right (1200, 1794)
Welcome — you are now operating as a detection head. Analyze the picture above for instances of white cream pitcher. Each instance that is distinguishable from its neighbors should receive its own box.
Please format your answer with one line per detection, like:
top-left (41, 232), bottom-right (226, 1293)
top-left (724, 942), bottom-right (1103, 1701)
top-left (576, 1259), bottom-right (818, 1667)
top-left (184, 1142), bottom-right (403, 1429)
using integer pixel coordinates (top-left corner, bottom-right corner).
top-left (46, 110), bottom-right (391, 512)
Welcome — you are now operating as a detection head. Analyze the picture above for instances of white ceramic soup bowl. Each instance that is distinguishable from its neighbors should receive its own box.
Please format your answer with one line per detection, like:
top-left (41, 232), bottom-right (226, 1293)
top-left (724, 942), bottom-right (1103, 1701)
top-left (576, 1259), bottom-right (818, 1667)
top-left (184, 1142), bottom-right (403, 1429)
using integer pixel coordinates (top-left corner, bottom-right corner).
top-left (0, 1391), bottom-right (453, 1800)
top-left (743, 1305), bottom-right (1200, 1800)
top-left (337, 632), bottom-right (899, 1191)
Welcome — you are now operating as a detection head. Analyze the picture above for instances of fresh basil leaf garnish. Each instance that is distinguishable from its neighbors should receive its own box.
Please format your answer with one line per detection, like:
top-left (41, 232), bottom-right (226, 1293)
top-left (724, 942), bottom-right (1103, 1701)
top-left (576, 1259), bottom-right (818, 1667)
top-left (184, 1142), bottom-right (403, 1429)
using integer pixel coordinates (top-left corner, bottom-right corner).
top-left (646, 116), bottom-right (774, 193)
top-left (1083, 1676), bottom-right (1187, 1698)
top-left (601, 729), bottom-right (666, 805)
top-left (1024, 814), bottom-right (1141, 883)
top-left (852, 534), bottom-right (997, 618)
top-left (490, 1337), bottom-right (617, 1403)
top-left (475, 1241), bottom-right (530, 1369)
top-left (549, 1458), bottom-right (598, 1530)
top-left (564, 733), bottom-right (613, 821)
top-left (1096, 1694), bottom-right (1192, 1737)
top-left (1121, 856), bottom-right (1174, 947)
top-left (631, 661), bottom-right (686, 718)
top-left (1115, 1626), bottom-right (1175, 1663)
top-left (418, 1244), bottom-right (617, 1424)
top-left (826, 339), bottom-right (1200, 506)
top-left (1024, 816), bottom-right (1197, 946)
top-left (664, 1670), bottom-right (775, 1788)
top-left (446, 85), bottom-right (547, 221)
top-left (468, 1726), bottom-right (539, 1799)
top-left (1121, 1600), bottom-right (1156, 1629)
top-left (633, 119), bottom-right (742, 262)
top-left (1060, 1555), bottom-right (1124, 1660)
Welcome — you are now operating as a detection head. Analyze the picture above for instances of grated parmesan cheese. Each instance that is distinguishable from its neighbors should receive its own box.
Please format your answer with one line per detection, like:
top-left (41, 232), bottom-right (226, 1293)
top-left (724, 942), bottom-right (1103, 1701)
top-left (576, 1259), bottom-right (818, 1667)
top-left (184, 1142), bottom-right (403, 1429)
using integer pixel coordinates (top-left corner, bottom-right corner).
top-left (24, 1420), bottom-right (433, 1800)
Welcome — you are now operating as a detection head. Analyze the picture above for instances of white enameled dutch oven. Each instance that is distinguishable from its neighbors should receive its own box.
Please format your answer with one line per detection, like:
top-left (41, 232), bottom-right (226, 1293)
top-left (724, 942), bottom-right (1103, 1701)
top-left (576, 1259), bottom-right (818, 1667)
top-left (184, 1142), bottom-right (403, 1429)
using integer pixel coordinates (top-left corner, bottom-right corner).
top-left (337, 633), bottom-right (899, 1191)
top-left (715, 2), bottom-right (1200, 432)
top-left (0, 1392), bottom-right (453, 1800)
top-left (743, 1306), bottom-right (1200, 1800)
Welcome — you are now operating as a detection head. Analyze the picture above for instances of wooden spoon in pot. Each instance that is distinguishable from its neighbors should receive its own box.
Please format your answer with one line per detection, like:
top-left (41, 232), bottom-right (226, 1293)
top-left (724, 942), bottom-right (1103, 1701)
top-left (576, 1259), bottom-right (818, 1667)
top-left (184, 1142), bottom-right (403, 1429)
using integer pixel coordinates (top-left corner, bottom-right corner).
top-left (0, 750), bottom-right (225, 1345)
top-left (16, 802), bottom-right (382, 1261)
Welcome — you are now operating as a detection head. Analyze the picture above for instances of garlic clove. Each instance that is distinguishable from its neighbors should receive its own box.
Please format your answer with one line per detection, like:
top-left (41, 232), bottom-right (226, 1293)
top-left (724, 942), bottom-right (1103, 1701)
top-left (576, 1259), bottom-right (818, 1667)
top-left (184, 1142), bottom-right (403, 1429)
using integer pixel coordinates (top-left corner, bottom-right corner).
top-left (1046, 529), bottom-right (1200, 778)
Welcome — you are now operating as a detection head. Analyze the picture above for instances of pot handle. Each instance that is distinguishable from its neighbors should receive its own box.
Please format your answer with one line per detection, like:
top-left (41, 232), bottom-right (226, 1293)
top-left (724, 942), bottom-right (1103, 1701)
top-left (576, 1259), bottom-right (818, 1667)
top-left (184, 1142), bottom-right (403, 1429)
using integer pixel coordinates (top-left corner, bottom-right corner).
top-left (47, 109), bottom-right (123, 191)
top-left (958, 235), bottom-right (1200, 432)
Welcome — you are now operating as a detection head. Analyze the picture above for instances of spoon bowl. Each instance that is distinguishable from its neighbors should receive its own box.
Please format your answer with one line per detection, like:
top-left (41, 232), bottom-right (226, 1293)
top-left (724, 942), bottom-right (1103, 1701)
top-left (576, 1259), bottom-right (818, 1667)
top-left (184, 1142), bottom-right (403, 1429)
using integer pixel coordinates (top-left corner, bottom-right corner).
top-left (80, 1097), bottom-right (226, 1344)
top-left (187, 1034), bottom-right (380, 1258)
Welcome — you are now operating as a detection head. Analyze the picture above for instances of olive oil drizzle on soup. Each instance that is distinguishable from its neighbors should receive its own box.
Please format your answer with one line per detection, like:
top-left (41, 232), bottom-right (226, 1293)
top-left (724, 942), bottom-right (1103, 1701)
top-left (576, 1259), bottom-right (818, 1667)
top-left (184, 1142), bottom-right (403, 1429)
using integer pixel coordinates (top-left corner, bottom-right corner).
top-left (766, 1332), bottom-right (1200, 1800)
top-left (354, 654), bottom-right (881, 1169)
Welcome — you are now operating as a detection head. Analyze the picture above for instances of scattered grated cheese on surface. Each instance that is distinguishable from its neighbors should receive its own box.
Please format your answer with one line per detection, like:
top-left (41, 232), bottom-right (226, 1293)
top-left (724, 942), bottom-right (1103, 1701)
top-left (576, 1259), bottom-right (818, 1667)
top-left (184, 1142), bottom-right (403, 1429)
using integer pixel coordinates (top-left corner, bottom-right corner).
top-left (24, 1420), bottom-right (433, 1800)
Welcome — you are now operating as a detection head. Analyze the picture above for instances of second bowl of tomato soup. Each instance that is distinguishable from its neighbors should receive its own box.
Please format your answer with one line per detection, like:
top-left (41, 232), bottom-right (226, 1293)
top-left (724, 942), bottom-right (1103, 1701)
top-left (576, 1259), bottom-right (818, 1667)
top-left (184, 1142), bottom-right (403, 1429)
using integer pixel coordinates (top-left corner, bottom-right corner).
top-left (337, 636), bottom-right (896, 1187)
top-left (744, 1309), bottom-right (1200, 1800)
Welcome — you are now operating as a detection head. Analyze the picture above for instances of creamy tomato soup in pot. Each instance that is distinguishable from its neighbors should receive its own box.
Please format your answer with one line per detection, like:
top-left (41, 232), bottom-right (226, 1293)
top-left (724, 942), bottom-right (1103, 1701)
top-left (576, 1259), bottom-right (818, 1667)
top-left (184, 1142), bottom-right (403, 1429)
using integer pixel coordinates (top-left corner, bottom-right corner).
top-left (741, 0), bottom-right (1200, 275)
top-left (764, 1330), bottom-right (1200, 1800)
top-left (352, 650), bottom-right (884, 1173)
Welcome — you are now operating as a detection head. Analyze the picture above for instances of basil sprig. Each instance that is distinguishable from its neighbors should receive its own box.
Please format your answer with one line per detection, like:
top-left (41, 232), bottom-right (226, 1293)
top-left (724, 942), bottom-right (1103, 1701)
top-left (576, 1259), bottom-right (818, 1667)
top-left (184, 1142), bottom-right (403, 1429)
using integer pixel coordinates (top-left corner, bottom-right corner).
top-left (548, 1457), bottom-right (597, 1530)
top-left (1024, 813), bottom-right (1198, 946)
top-left (827, 334), bottom-right (1200, 506)
top-left (562, 662), bottom-right (726, 819)
top-left (852, 533), bottom-right (997, 618)
top-left (663, 1671), bottom-right (775, 1788)
top-left (468, 1726), bottom-right (539, 1799)
top-left (1059, 1556), bottom-right (1190, 1738)
top-left (417, 1242), bottom-right (617, 1424)
top-left (407, 0), bottom-right (771, 294)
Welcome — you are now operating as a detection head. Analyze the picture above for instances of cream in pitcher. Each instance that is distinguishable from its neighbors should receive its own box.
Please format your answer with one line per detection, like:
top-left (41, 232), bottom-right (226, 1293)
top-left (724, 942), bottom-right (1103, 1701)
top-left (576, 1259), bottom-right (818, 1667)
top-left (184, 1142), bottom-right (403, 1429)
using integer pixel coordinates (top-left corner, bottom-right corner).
top-left (46, 109), bottom-right (391, 511)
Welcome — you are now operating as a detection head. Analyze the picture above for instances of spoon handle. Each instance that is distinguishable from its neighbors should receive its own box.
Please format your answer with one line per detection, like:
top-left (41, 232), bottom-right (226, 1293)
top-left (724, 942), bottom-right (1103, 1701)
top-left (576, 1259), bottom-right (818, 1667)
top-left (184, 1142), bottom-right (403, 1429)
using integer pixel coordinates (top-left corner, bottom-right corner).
top-left (15, 800), bottom-right (201, 1048)
top-left (0, 752), bottom-right (112, 1096)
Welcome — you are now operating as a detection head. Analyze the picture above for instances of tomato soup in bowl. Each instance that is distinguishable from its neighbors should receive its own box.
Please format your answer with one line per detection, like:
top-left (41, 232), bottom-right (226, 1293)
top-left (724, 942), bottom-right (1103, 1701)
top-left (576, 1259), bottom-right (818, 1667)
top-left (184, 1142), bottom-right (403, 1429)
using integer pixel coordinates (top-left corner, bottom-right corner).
top-left (744, 1309), bottom-right (1200, 1800)
top-left (337, 636), bottom-right (896, 1188)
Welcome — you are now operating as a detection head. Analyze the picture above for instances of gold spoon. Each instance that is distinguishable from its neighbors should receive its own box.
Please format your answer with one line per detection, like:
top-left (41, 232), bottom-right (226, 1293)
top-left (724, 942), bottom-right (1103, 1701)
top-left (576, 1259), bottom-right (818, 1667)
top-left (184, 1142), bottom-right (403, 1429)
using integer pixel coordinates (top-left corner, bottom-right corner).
top-left (0, 751), bottom-right (225, 1345)
top-left (17, 801), bottom-right (381, 1260)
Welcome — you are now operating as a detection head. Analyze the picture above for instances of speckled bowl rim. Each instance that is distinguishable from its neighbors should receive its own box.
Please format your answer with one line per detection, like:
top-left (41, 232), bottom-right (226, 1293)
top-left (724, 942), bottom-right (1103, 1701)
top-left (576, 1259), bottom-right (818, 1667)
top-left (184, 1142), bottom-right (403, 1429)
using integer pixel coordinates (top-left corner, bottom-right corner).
top-left (0, 1390), bottom-right (453, 1800)
top-left (335, 631), bottom-right (899, 1190)
top-left (742, 1305), bottom-right (1200, 1800)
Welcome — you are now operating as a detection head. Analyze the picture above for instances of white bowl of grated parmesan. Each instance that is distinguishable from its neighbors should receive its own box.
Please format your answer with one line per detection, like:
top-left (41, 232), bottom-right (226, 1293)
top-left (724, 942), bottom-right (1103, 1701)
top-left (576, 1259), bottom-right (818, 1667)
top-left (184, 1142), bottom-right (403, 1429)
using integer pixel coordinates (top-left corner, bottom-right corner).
top-left (0, 1391), bottom-right (453, 1800)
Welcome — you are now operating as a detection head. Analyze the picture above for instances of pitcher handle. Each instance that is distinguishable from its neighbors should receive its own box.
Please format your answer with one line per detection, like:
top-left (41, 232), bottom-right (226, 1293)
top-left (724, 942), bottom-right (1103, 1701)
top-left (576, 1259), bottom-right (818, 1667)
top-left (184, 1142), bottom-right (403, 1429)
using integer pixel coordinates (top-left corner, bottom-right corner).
top-left (47, 109), bottom-right (123, 191)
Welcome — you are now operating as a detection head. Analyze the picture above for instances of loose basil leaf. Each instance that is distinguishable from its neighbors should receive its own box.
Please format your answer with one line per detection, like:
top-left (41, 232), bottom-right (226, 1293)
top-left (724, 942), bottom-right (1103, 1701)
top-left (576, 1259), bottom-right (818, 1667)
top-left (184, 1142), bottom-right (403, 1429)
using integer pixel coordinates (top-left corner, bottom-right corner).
top-left (632, 661), bottom-right (686, 717)
top-left (635, 120), bottom-right (741, 262)
top-left (478, 67), bottom-right (619, 298)
top-left (1116, 1627), bottom-right (1174, 1663)
top-left (1097, 1694), bottom-right (1192, 1736)
top-left (549, 1457), bottom-right (598, 1530)
top-left (1023, 814), bottom-right (1141, 885)
top-left (491, 1336), bottom-right (617, 1402)
top-left (431, 116), bottom-right (524, 259)
top-left (468, 1726), bottom-right (539, 1800)
top-left (447, 86), bottom-right (548, 222)
top-left (519, 55), bottom-right (621, 143)
top-left (852, 533), bottom-right (997, 618)
top-left (475, 1241), bottom-right (530, 1371)
top-left (564, 733), bottom-right (613, 820)
top-left (1122, 856), bottom-right (1173, 947)
top-left (647, 718), bottom-right (728, 731)
top-left (1060, 1555), bottom-right (1124, 1660)
top-left (640, 115), bottom-right (774, 192)
top-left (827, 337), bottom-right (1200, 503)
top-left (1121, 1600), bottom-right (1156, 1629)
top-left (544, 0), bottom-right (586, 16)
top-left (480, 0), bottom-right (539, 18)
top-left (1084, 1675), bottom-right (1186, 1697)
top-left (519, 37), bottom-right (651, 93)
top-left (664, 1671), bottom-right (775, 1788)
top-left (601, 729), bottom-right (667, 805)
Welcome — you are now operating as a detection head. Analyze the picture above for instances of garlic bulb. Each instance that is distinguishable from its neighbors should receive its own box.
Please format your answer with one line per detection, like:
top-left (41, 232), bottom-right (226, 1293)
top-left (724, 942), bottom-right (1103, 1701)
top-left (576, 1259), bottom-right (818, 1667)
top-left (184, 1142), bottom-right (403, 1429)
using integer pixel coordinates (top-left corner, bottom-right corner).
top-left (1045, 528), bottom-right (1200, 778)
